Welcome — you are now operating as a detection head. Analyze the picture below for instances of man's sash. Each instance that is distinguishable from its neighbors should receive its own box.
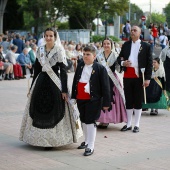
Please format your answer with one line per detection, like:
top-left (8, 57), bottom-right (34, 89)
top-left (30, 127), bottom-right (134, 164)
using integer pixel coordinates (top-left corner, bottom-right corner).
top-left (97, 53), bottom-right (125, 104)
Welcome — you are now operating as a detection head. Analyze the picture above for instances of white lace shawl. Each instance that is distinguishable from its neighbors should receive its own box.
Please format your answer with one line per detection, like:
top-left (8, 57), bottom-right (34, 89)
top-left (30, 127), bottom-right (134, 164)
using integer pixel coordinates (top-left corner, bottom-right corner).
top-left (152, 60), bottom-right (165, 79)
top-left (37, 44), bottom-right (67, 67)
top-left (98, 48), bottom-right (118, 67)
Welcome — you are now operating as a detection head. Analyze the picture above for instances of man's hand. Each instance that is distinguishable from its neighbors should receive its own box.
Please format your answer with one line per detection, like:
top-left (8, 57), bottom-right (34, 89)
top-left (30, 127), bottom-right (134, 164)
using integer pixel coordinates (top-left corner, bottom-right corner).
top-left (62, 93), bottom-right (68, 102)
top-left (143, 80), bottom-right (150, 87)
top-left (123, 60), bottom-right (132, 67)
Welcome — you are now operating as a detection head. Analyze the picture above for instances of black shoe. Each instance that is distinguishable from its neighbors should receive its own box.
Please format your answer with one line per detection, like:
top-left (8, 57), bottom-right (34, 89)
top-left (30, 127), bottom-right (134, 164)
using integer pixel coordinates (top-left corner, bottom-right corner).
top-left (150, 110), bottom-right (157, 115)
top-left (121, 125), bottom-right (132, 131)
top-left (83, 148), bottom-right (94, 156)
top-left (15, 77), bottom-right (20, 80)
top-left (44, 147), bottom-right (53, 150)
top-left (133, 126), bottom-right (139, 133)
top-left (4, 77), bottom-right (11, 80)
top-left (154, 109), bottom-right (158, 115)
top-left (77, 142), bottom-right (88, 149)
top-left (97, 123), bottom-right (109, 129)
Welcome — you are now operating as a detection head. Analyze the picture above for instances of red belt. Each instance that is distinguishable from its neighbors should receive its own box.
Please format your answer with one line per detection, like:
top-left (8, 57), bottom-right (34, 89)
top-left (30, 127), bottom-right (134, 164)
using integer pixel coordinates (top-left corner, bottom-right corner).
top-left (124, 67), bottom-right (138, 78)
top-left (76, 82), bottom-right (90, 99)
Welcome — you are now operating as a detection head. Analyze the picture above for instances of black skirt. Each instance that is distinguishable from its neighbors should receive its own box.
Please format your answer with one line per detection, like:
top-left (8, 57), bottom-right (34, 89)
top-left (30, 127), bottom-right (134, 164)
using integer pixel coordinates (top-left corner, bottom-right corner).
top-left (29, 72), bottom-right (65, 129)
top-left (146, 79), bottom-right (162, 103)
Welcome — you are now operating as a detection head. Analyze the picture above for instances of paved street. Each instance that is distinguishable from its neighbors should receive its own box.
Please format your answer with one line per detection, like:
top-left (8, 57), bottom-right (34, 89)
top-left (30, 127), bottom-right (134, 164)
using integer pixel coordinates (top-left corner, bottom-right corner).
top-left (0, 46), bottom-right (170, 170)
top-left (0, 74), bottom-right (170, 170)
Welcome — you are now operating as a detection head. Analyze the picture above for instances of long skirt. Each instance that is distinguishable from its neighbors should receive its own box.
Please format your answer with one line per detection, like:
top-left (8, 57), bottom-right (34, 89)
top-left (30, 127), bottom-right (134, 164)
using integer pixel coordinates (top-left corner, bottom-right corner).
top-left (142, 93), bottom-right (168, 109)
top-left (97, 73), bottom-right (127, 124)
top-left (142, 78), bottom-right (170, 110)
top-left (19, 73), bottom-right (82, 147)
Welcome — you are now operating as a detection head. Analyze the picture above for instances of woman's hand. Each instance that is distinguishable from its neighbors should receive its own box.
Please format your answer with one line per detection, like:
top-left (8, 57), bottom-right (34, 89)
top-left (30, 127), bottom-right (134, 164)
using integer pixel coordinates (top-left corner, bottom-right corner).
top-left (103, 107), bottom-right (109, 110)
top-left (62, 93), bottom-right (68, 102)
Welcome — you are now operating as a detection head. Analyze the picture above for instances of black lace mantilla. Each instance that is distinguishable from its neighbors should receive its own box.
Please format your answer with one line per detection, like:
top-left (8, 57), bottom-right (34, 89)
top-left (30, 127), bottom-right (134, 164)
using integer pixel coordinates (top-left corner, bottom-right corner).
top-left (29, 72), bottom-right (65, 129)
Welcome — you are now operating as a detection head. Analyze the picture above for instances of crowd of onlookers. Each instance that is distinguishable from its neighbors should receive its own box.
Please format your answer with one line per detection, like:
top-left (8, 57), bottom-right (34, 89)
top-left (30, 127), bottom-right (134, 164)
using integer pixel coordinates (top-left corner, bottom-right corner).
top-left (0, 31), bottom-right (38, 81)
top-left (1, 22), bottom-right (169, 81)
top-left (0, 29), bottom-right (123, 81)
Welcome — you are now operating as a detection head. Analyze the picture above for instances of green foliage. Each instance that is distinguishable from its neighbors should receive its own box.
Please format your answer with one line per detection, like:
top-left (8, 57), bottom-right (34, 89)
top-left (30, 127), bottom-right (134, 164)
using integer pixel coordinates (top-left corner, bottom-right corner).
top-left (146, 12), bottom-right (166, 26)
top-left (16, 0), bottom-right (53, 34)
top-left (57, 22), bottom-right (69, 30)
top-left (3, 0), bottom-right (24, 31)
top-left (14, 0), bottom-right (129, 33)
top-left (92, 35), bottom-right (120, 42)
top-left (164, 2), bottom-right (170, 26)
top-left (61, 0), bottom-right (129, 29)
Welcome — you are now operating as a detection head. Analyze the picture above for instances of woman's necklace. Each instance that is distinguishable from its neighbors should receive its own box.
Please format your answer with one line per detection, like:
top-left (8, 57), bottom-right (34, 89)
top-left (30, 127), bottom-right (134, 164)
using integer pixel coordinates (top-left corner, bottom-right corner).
top-left (45, 45), bottom-right (54, 58)
top-left (103, 51), bottom-right (111, 61)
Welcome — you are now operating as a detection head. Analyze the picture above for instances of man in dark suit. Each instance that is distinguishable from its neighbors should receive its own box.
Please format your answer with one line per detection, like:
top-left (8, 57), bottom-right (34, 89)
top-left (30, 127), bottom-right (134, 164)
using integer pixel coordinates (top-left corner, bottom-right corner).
top-left (72, 46), bottom-right (111, 156)
top-left (117, 26), bottom-right (152, 133)
top-left (13, 34), bottom-right (24, 54)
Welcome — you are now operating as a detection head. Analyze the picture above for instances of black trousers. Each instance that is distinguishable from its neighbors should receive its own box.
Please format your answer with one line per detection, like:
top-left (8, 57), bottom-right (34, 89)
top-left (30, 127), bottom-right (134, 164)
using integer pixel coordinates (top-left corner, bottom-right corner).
top-left (21, 66), bottom-right (33, 75)
top-left (123, 78), bottom-right (143, 109)
top-left (77, 99), bottom-right (102, 124)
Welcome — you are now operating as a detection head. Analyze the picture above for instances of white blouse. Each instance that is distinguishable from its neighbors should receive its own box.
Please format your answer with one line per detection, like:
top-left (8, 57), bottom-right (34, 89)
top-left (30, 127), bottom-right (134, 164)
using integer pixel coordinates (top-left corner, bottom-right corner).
top-left (79, 64), bottom-right (93, 93)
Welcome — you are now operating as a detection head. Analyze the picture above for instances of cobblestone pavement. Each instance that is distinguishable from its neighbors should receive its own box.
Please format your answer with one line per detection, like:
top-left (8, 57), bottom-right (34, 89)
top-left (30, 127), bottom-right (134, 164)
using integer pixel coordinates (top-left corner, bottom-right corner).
top-left (1, 47), bottom-right (170, 170)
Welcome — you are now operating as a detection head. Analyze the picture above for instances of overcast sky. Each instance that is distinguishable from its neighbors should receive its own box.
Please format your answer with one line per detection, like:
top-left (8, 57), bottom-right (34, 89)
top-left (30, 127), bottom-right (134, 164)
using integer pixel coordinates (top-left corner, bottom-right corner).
top-left (130, 0), bottom-right (170, 13)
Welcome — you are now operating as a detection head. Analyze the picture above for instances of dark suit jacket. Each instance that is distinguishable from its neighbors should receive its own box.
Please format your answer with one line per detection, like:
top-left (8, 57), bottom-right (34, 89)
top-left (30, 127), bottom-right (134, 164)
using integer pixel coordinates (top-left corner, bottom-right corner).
top-left (13, 38), bottom-right (24, 54)
top-left (117, 40), bottom-right (152, 80)
top-left (71, 61), bottom-right (111, 107)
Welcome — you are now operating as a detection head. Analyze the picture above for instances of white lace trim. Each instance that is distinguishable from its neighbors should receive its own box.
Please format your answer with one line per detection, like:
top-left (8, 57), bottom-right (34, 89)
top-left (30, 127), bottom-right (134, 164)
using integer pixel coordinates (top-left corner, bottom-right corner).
top-left (37, 44), bottom-right (67, 67)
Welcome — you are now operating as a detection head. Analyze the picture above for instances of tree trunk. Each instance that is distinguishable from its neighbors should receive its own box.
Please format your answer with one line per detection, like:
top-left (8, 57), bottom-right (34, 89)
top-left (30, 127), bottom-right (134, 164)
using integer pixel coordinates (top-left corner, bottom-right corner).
top-left (0, 0), bottom-right (8, 34)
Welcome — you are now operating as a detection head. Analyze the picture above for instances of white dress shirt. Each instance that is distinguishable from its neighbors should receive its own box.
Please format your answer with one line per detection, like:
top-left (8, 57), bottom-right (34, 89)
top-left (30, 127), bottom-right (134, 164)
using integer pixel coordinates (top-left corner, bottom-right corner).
top-left (128, 39), bottom-right (141, 76)
top-left (79, 64), bottom-right (93, 93)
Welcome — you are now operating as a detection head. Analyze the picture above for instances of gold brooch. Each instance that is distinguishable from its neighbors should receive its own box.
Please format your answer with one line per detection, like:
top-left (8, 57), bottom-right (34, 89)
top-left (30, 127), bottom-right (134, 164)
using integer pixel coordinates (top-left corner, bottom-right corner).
top-left (92, 70), bottom-right (95, 74)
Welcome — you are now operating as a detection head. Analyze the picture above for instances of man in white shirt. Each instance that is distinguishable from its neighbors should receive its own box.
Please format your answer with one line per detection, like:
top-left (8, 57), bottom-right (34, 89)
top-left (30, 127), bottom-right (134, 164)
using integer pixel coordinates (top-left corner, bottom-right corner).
top-left (159, 33), bottom-right (168, 49)
top-left (117, 26), bottom-right (152, 133)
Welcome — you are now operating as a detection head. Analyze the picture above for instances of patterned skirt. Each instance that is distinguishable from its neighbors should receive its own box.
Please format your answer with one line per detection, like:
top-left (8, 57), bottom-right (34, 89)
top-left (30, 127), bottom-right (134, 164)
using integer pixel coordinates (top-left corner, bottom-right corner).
top-left (19, 73), bottom-right (82, 147)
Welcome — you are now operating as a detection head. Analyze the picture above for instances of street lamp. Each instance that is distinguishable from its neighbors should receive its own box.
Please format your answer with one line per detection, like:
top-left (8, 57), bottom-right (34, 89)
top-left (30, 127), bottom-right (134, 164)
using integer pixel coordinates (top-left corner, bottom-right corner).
top-left (104, 1), bottom-right (110, 38)
top-left (97, 11), bottom-right (100, 35)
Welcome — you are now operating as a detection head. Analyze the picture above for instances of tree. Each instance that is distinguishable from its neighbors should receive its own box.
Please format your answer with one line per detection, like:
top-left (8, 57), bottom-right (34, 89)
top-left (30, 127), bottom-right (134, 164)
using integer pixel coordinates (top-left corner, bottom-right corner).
top-left (3, 0), bottom-right (24, 31)
top-left (16, 0), bottom-right (52, 34)
top-left (164, 2), bottom-right (170, 26)
top-left (54, 0), bottom-right (129, 29)
top-left (15, 0), bottom-right (129, 33)
top-left (0, 0), bottom-right (8, 33)
top-left (122, 3), bottom-right (143, 26)
top-left (146, 12), bottom-right (166, 26)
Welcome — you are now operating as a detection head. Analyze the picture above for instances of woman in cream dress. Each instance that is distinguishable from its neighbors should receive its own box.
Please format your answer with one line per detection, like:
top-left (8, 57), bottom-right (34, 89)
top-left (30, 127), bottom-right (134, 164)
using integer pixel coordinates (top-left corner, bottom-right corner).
top-left (19, 28), bottom-right (82, 149)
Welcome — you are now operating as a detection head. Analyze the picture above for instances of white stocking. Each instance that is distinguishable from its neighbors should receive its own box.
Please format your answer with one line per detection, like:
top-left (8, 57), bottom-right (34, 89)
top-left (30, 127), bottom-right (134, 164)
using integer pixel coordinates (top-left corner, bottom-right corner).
top-left (86, 124), bottom-right (96, 151)
top-left (82, 123), bottom-right (88, 145)
top-left (126, 109), bottom-right (133, 127)
top-left (134, 109), bottom-right (142, 127)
